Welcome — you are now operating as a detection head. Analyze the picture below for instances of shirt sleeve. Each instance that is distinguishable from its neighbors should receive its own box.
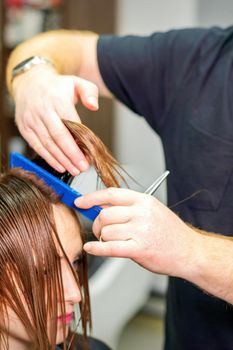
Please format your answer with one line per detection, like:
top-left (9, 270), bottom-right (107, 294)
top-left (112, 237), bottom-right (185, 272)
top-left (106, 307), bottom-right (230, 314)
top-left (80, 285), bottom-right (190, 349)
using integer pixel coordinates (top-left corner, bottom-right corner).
top-left (97, 27), bottom-right (217, 133)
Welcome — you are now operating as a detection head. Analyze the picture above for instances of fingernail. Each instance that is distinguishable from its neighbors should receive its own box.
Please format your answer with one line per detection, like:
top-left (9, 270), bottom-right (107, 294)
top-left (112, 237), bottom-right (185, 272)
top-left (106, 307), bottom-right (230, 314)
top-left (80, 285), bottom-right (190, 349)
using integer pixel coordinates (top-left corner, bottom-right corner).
top-left (78, 160), bottom-right (89, 172)
top-left (56, 164), bottom-right (66, 172)
top-left (83, 243), bottom-right (91, 252)
top-left (70, 166), bottom-right (80, 176)
top-left (74, 197), bottom-right (82, 205)
top-left (88, 96), bottom-right (98, 109)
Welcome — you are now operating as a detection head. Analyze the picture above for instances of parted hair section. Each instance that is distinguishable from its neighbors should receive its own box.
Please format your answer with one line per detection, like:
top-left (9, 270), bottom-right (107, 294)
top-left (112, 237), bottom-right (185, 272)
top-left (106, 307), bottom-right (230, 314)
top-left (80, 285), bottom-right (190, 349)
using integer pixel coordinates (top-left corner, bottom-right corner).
top-left (0, 121), bottom-right (123, 350)
top-left (63, 120), bottom-right (125, 188)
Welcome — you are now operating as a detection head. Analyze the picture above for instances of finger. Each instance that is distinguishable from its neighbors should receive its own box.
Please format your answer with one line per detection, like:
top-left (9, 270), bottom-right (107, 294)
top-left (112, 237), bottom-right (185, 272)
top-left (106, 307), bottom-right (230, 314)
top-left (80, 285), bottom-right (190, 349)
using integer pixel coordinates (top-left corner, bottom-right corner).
top-left (74, 77), bottom-right (99, 111)
top-left (22, 128), bottom-right (66, 173)
top-left (75, 188), bottom-right (139, 208)
top-left (92, 206), bottom-right (131, 236)
top-left (54, 98), bottom-right (81, 123)
top-left (83, 239), bottom-right (137, 258)
top-left (99, 223), bottom-right (134, 242)
top-left (40, 111), bottom-right (89, 172)
top-left (31, 117), bottom-right (82, 175)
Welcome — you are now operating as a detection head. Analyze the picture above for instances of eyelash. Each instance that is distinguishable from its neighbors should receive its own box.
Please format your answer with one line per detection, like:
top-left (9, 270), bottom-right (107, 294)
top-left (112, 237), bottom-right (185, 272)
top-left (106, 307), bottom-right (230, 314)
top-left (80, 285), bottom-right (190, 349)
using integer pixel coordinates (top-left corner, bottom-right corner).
top-left (72, 257), bottom-right (83, 270)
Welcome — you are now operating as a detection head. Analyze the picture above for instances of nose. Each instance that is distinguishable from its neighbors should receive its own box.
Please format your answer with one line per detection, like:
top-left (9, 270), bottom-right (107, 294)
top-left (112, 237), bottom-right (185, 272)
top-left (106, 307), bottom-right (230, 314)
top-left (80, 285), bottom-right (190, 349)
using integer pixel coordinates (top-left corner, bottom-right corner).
top-left (62, 264), bottom-right (82, 305)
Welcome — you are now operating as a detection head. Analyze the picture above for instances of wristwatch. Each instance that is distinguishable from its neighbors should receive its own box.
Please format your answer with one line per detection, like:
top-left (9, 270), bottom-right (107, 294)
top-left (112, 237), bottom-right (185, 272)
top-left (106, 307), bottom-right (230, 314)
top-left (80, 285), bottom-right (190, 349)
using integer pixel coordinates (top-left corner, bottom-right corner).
top-left (11, 56), bottom-right (54, 82)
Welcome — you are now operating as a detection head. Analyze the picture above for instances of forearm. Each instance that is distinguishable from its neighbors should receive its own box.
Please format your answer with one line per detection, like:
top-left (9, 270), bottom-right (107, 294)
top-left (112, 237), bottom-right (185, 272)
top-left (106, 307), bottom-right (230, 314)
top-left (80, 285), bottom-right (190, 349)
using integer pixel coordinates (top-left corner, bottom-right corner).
top-left (6, 30), bottom-right (105, 96)
top-left (183, 227), bottom-right (233, 304)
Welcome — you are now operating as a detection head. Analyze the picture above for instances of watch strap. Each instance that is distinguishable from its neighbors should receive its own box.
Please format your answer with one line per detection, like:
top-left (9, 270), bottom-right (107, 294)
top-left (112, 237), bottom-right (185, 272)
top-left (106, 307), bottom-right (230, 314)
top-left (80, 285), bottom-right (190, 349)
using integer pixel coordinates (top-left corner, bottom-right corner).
top-left (11, 56), bottom-right (54, 82)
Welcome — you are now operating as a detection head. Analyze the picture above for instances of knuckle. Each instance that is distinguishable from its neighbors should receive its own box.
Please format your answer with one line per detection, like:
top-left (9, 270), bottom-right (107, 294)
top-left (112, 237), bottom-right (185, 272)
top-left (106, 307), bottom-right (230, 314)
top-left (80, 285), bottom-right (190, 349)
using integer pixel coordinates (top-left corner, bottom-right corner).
top-left (89, 81), bottom-right (98, 92)
top-left (50, 93), bottom-right (61, 101)
top-left (147, 195), bottom-right (155, 205)
top-left (43, 136), bottom-right (54, 149)
top-left (101, 226), bottom-right (108, 237)
top-left (33, 144), bottom-right (44, 156)
top-left (52, 129), bottom-right (65, 139)
top-left (98, 210), bottom-right (107, 225)
top-left (106, 187), bottom-right (117, 198)
top-left (23, 121), bottom-right (34, 134)
top-left (108, 242), bottom-right (117, 256)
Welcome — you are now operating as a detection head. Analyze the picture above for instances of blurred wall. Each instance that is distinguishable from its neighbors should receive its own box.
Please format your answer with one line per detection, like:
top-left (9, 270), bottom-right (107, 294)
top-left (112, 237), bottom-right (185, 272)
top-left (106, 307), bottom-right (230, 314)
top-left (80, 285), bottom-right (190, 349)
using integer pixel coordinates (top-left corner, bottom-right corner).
top-left (198, 0), bottom-right (233, 27)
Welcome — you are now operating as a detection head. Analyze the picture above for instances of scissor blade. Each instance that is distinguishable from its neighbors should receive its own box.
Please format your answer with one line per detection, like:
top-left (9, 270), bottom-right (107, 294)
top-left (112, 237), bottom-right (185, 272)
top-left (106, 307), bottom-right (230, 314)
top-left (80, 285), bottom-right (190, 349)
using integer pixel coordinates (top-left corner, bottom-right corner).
top-left (144, 170), bottom-right (170, 195)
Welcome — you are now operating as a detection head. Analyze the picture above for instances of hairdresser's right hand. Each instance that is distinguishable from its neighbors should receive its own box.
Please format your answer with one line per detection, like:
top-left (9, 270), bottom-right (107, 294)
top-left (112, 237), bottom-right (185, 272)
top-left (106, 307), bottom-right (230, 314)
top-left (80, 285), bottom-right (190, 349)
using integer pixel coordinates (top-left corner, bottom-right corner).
top-left (12, 67), bottom-right (99, 175)
top-left (75, 188), bottom-right (200, 279)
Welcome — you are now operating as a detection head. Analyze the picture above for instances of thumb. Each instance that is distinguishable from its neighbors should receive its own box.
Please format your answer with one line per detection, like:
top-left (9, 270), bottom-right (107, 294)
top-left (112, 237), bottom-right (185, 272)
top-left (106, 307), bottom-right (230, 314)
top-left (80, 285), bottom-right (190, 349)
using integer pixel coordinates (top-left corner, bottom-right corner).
top-left (74, 77), bottom-right (99, 111)
top-left (83, 239), bottom-right (137, 258)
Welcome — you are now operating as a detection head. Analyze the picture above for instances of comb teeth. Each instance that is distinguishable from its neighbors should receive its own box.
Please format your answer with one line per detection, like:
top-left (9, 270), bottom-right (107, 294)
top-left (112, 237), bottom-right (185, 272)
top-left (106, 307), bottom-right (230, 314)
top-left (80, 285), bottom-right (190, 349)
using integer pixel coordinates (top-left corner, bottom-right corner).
top-left (10, 152), bottom-right (103, 221)
top-left (32, 156), bottom-right (74, 185)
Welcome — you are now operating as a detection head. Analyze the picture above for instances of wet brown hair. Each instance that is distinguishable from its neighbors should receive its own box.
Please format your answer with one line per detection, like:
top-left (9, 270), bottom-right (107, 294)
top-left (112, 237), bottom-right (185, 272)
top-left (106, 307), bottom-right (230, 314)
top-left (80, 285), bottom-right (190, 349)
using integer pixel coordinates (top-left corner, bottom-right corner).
top-left (0, 121), bottom-right (122, 350)
top-left (63, 120), bottom-right (125, 188)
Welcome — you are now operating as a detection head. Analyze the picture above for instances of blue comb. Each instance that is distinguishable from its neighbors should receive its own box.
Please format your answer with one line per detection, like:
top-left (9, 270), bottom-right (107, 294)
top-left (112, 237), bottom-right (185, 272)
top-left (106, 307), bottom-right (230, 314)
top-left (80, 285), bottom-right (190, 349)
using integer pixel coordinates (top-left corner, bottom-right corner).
top-left (10, 152), bottom-right (102, 221)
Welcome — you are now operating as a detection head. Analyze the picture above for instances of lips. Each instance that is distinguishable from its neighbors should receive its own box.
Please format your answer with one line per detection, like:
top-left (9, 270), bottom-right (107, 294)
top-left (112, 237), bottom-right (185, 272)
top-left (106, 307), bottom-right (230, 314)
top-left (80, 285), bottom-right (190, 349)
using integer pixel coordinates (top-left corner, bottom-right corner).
top-left (57, 312), bottom-right (73, 324)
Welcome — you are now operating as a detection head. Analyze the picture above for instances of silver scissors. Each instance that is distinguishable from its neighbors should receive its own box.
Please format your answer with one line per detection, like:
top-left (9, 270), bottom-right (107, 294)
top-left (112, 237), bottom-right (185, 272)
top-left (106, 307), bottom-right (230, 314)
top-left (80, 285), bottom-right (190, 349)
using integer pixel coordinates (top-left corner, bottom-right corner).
top-left (144, 170), bottom-right (170, 196)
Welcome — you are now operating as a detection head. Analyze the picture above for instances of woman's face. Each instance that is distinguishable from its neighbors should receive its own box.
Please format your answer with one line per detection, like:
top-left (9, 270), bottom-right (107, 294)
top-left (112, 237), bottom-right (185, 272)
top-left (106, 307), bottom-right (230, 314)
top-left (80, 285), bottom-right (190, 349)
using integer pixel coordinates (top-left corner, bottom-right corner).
top-left (3, 204), bottom-right (83, 349)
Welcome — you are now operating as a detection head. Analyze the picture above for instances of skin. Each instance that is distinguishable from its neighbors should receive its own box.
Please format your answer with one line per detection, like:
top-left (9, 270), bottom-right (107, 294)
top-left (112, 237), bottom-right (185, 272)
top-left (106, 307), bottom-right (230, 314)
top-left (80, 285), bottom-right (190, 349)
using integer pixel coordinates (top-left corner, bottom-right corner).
top-left (3, 204), bottom-right (82, 350)
top-left (6, 30), bottom-right (233, 304)
top-left (6, 31), bottom-right (106, 174)
top-left (75, 188), bottom-right (233, 304)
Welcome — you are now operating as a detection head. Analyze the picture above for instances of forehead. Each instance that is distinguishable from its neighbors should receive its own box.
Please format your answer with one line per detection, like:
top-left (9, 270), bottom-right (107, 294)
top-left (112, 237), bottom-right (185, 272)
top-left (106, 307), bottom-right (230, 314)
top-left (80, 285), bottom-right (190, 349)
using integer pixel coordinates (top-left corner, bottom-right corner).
top-left (52, 204), bottom-right (82, 260)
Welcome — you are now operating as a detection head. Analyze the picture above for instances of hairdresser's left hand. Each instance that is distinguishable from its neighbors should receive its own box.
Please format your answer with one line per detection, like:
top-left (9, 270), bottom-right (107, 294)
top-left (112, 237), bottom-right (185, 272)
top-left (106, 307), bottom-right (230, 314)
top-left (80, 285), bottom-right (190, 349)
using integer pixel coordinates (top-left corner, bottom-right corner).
top-left (12, 67), bottom-right (99, 175)
top-left (75, 188), bottom-right (198, 278)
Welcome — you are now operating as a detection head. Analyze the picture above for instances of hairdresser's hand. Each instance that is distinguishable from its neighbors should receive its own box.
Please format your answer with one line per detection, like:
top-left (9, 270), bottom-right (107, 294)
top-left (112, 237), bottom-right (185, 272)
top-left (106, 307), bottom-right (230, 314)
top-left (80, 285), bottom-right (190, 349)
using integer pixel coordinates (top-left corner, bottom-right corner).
top-left (75, 188), bottom-right (198, 278)
top-left (12, 67), bottom-right (99, 175)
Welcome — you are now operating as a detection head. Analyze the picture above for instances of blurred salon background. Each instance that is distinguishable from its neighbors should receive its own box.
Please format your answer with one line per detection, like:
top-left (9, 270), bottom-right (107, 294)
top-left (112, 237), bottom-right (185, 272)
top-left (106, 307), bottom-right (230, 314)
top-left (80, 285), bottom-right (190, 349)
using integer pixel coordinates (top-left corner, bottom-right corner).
top-left (1, 1), bottom-right (233, 349)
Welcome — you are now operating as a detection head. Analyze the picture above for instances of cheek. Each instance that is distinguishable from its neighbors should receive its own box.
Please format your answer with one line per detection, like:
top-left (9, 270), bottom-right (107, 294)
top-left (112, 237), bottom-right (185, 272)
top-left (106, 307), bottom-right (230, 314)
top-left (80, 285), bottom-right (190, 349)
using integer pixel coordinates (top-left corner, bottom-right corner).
top-left (0, 307), bottom-right (32, 343)
top-left (3, 307), bottom-right (69, 346)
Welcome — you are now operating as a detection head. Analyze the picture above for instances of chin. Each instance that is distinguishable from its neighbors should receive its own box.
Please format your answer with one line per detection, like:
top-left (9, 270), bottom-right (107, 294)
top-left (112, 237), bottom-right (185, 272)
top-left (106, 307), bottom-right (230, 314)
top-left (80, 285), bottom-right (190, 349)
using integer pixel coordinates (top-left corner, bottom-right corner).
top-left (56, 324), bottom-right (69, 345)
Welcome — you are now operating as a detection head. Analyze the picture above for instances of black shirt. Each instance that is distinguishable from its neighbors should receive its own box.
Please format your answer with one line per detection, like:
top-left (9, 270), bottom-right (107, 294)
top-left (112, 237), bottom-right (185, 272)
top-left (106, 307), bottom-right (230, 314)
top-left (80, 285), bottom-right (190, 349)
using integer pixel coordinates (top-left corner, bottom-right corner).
top-left (97, 27), bottom-right (233, 350)
top-left (57, 336), bottom-right (111, 349)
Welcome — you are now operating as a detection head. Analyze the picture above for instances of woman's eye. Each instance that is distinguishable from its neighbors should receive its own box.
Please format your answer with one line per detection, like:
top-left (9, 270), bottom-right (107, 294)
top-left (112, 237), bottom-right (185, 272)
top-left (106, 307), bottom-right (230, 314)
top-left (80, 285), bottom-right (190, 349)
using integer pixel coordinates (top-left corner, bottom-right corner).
top-left (72, 257), bottom-right (82, 269)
